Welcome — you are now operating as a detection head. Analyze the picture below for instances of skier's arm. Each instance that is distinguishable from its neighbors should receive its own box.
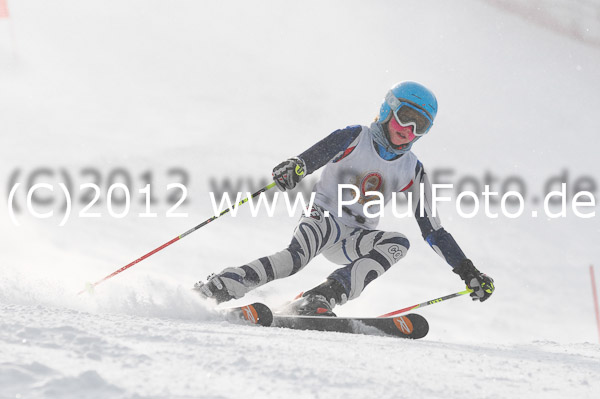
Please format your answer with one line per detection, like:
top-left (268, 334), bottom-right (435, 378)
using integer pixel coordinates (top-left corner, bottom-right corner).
top-left (407, 161), bottom-right (467, 268)
top-left (272, 125), bottom-right (362, 191)
top-left (297, 125), bottom-right (362, 174)
top-left (407, 161), bottom-right (495, 302)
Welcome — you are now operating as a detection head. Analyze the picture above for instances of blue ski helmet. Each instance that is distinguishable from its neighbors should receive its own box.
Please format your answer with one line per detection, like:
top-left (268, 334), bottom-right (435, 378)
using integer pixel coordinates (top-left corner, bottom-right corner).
top-left (376, 81), bottom-right (438, 154)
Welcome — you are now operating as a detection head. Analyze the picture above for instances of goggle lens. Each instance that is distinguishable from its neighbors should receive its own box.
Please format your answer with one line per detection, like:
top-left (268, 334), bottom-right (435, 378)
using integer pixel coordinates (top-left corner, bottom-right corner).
top-left (393, 104), bottom-right (432, 136)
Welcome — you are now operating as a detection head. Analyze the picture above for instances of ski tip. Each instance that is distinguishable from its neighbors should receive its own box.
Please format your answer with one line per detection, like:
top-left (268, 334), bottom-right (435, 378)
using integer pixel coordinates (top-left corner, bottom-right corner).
top-left (391, 314), bottom-right (429, 339)
top-left (243, 303), bottom-right (273, 327)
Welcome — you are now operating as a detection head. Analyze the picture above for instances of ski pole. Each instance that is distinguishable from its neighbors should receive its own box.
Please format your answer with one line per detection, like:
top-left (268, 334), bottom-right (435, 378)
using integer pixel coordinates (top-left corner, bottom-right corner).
top-left (378, 289), bottom-right (473, 318)
top-left (77, 182), bottom-right (277, 295)
top-left (590, 265), bottom-right (600, 343)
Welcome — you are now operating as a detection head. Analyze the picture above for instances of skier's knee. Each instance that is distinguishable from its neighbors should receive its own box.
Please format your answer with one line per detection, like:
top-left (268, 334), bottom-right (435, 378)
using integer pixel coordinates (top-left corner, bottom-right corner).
top-left (374, 232), bottom-right (409, 268)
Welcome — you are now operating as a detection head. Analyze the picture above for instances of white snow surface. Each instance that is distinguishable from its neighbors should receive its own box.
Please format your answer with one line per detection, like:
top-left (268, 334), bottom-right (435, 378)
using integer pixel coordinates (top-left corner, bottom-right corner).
top-left (2, 302), bottom-right (599, 399)
top-left (1, 0), bottom-right (600, 398)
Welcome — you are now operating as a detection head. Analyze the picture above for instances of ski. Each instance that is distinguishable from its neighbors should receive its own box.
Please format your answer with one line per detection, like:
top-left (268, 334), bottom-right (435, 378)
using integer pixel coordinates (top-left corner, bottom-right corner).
top-left (222, 302), bottom-right (273, 327)
top-left (220, 302), bottom-right (428, 339)
top-left (272, 313), bottom-right (428, 339)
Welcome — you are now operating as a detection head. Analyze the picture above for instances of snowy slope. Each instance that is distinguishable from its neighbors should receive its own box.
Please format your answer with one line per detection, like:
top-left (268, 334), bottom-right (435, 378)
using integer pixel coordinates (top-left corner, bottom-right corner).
top-left (1, 0), bottom-right (600, 397)
top-left (2, 303), bottom-right (599, 399)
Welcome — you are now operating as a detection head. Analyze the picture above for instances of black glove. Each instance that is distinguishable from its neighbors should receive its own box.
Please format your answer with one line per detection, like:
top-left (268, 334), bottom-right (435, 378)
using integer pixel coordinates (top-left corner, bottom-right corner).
top-left (272, 157), bottom-right (306, 191)
top-left (453, 259), bottom-right (495, 302)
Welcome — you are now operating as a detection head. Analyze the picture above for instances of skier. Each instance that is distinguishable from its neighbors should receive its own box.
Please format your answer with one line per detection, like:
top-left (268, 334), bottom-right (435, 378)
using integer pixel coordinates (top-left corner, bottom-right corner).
top-left (195, 81), bottom-right (495, 315)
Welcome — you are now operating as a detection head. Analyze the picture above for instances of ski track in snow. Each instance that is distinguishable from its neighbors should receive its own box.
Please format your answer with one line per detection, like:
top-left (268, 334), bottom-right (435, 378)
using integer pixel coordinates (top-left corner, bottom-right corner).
top-left (1, 302), bottom-right (599, 399)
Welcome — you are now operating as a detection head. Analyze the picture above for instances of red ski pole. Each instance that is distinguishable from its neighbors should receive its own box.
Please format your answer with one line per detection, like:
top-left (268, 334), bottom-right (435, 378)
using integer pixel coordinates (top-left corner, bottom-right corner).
top-left (77, 182), bottom-right (277, 295)
top-left (590, 265), bottom-right (600, 343)
top-left (378, 289), bottom-right (473, 318)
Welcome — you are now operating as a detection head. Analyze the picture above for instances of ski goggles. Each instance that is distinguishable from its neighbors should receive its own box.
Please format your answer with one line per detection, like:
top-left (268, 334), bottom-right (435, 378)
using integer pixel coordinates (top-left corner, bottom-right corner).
top-left (388, 115), bottom-right (417, 141)
top-left (385, 92), bottom-right (434, 136)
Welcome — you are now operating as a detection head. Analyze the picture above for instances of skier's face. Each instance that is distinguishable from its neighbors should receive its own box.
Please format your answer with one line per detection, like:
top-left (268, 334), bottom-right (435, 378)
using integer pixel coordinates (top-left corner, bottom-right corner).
top-left (387, 116), bottom-right (416, 146)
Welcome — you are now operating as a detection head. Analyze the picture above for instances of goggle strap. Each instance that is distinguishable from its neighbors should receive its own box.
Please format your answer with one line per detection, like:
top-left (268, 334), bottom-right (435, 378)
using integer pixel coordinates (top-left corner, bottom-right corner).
top-left (385, 91), bottom-right (402, 114)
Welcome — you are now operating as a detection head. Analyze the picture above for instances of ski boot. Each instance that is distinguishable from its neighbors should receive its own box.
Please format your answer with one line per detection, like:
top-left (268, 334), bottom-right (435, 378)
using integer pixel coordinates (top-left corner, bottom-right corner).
top-left (194, 267), bottom-right (256, 303)
top-left (283, 279), bottom-right (348, 317)
top-left (194, 273), bottom-right (235, 303)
